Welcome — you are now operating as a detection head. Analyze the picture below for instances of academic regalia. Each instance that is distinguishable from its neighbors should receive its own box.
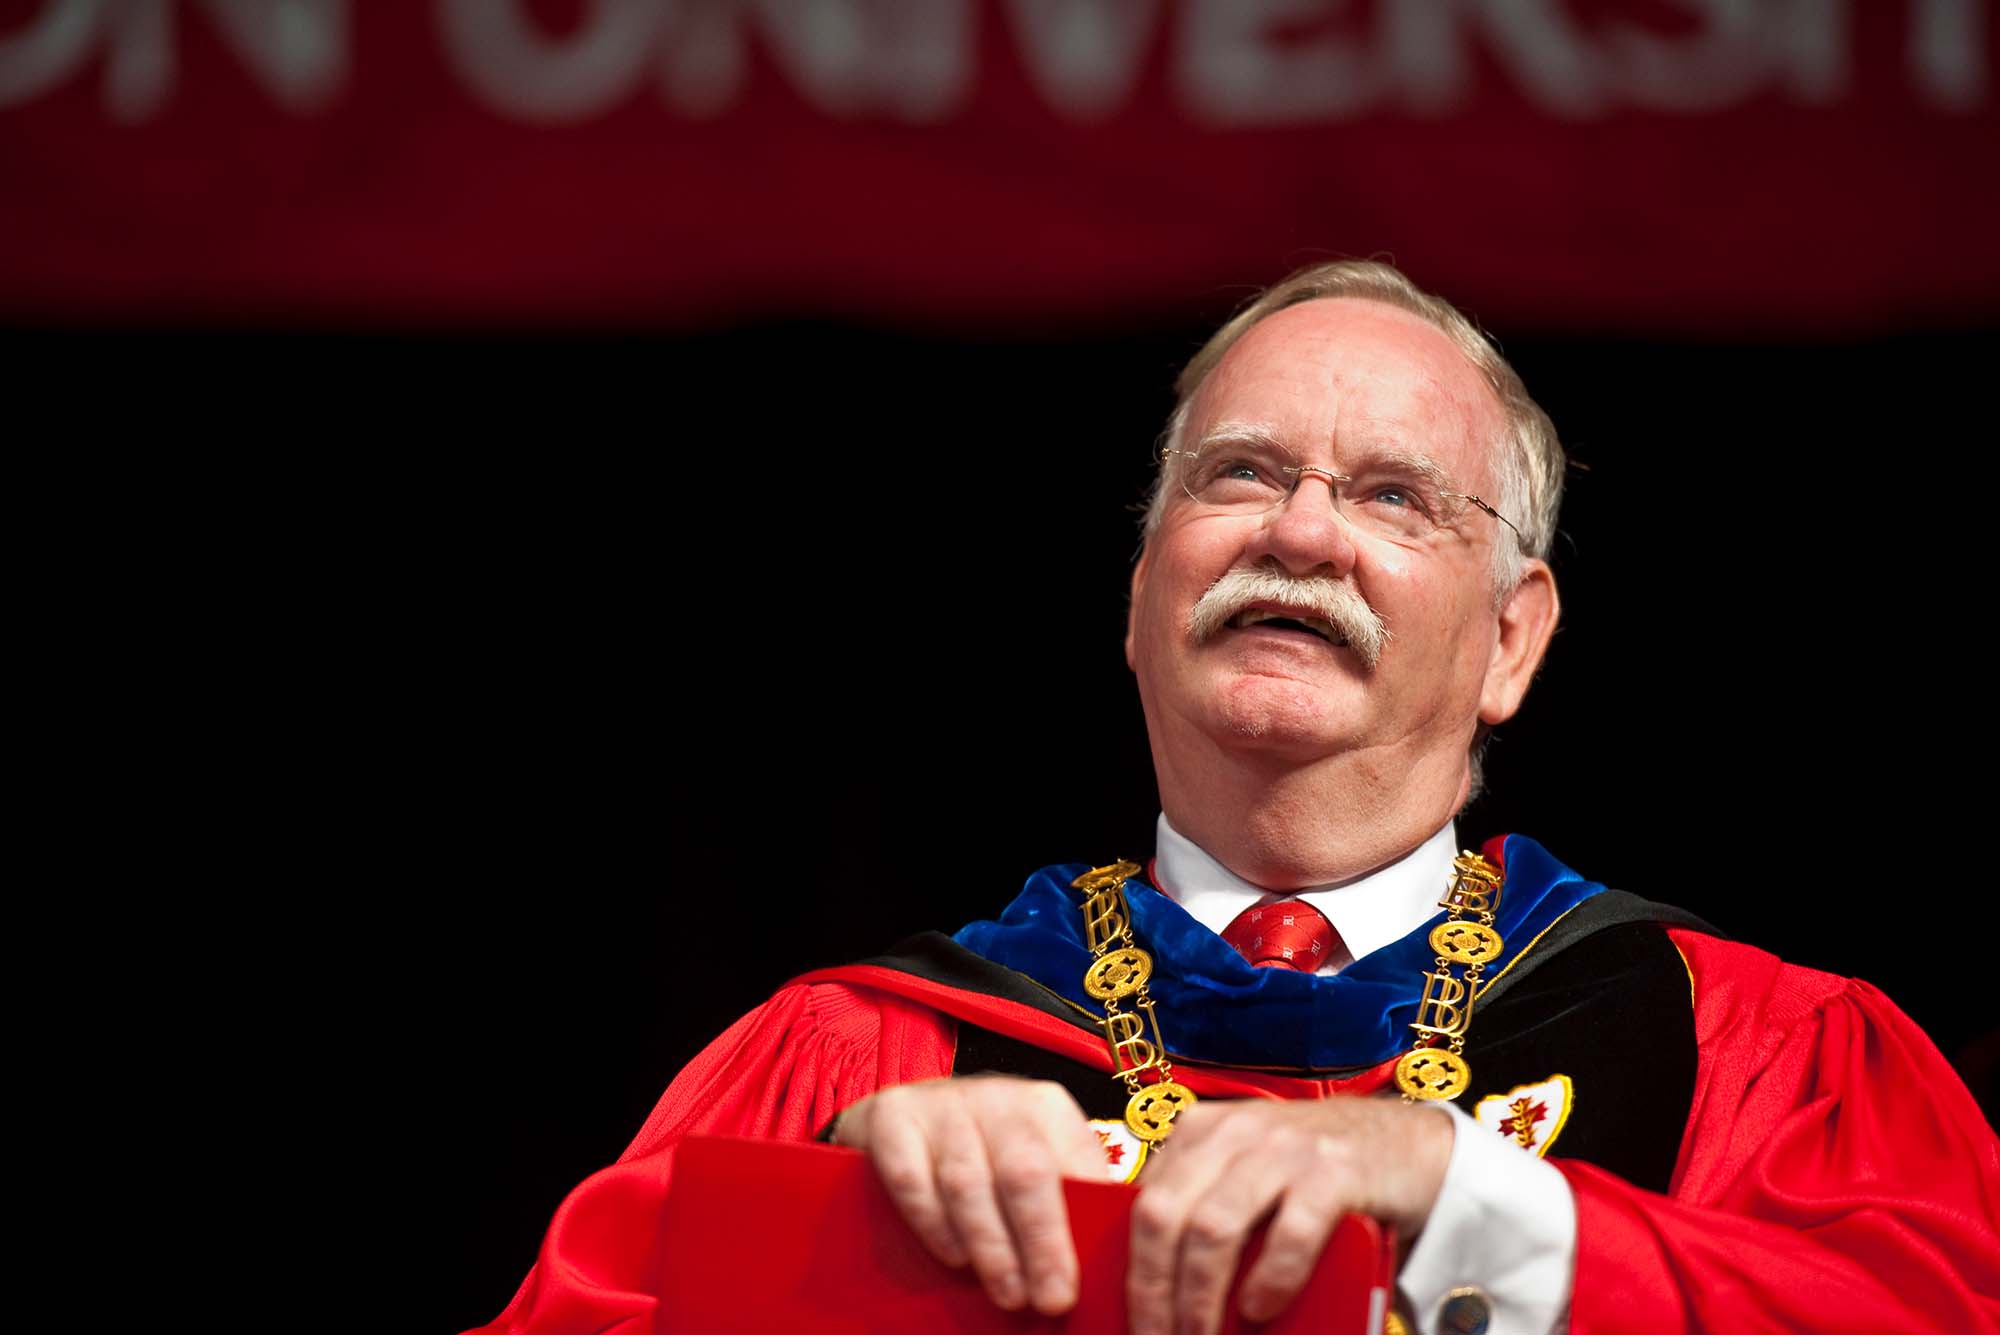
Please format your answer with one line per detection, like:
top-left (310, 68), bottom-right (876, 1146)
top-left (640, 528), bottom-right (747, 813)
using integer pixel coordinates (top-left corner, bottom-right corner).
top-left (470, 837), bottom-right (2000, 1335)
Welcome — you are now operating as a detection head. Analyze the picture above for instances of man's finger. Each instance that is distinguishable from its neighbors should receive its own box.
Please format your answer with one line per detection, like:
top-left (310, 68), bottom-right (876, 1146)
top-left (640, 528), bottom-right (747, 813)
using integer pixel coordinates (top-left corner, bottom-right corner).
top-left (1236, 1177), bottom-right (1342, 1323)
top-left (1169, 1155), bottom-right (1283, 1335)
top-left (1125, 1122), bottom-right (1246, 1335)
top-left (974, 1080), bottom-right (1100, 1313)
top-left (984, 1113), bottom-right (1082, 1315)
top-left (933, 1127), bottom-right (1029, 1310)
top-left (854, 1094), bottom-right (968, 1269)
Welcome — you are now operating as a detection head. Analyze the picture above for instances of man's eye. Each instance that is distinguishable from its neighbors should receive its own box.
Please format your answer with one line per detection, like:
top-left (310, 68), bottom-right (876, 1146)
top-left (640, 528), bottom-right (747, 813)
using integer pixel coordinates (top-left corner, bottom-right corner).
top-left (1369, 486), bottom-right (1414, 508)
top-left (1212, 458), bottom-right (1279, 486)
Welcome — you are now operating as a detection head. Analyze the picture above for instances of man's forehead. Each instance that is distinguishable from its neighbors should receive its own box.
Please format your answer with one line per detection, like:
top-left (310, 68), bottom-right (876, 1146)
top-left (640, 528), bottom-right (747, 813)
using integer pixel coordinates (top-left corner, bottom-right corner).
top-left (1203, 299), bottom-right (1494, 416)
top-left (1193, 302), bottom-right (1502, 483)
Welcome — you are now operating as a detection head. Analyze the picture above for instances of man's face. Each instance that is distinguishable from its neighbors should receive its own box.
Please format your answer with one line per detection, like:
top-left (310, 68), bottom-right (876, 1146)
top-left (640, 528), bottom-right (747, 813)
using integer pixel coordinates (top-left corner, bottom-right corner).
top-left (1126, 297), bottom-right (1527, 786)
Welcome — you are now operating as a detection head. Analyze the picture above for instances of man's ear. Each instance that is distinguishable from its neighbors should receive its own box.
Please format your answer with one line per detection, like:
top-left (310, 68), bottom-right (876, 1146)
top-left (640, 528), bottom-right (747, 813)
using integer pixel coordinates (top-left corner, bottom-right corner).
top-left (1125, 543), bottom-right (1152, 673)
top-left (1479, 560), bottom-right (1560, 726)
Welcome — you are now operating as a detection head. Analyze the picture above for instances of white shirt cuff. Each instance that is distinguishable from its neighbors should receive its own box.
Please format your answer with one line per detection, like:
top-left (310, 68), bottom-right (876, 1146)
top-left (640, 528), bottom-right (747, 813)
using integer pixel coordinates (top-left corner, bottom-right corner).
top-left (1398, 1102), bottom-right (1575, 1335)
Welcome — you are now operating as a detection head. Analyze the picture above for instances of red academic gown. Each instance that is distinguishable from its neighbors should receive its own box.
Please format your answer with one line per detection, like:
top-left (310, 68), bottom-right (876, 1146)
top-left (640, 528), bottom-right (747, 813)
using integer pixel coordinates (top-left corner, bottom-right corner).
top-left (471, 930), bottom-right (2000, 1334)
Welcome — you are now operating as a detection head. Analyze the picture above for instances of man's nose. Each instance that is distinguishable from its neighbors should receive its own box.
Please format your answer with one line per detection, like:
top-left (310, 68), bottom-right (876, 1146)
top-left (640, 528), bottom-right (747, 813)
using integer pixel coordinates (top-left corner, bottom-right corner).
top-left (1254, 470), bottom-right (1358, 576)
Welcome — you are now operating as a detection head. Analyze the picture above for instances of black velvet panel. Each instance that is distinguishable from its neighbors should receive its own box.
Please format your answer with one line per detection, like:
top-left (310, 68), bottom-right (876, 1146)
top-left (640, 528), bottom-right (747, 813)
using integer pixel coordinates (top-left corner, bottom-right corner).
top-left (1453, 921), bottom-right (1697, 1191)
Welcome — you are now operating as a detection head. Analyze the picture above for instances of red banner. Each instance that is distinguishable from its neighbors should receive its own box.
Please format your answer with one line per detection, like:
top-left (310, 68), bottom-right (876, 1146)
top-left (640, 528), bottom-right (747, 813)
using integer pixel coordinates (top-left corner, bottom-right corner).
top-left (0, 0), bottom-right (1994, 332)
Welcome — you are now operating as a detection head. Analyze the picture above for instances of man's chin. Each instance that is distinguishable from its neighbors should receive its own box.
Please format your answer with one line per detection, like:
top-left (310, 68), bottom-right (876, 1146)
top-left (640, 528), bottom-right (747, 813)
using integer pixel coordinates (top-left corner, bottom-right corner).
top-left (1205, 678), bottom-right (1365, 755)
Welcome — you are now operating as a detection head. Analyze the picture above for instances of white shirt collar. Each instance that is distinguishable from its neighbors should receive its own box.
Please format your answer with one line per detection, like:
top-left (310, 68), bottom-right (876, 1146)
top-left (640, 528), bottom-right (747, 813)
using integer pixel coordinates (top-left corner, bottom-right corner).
top-left (1152, 814), bottom-right (1458, 975)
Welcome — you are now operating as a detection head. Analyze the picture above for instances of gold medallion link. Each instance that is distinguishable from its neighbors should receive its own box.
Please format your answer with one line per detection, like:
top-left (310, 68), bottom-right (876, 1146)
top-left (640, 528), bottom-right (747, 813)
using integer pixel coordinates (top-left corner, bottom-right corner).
top-left (1429, 921), bottom-right (1504, 966)
top-left (1394, 1047), bottom-right (1473, 1101)
top-left (1084, 947), bottom-right (1154, 1000)
top-left (1125, 1081), bottom-right (1196, 1142)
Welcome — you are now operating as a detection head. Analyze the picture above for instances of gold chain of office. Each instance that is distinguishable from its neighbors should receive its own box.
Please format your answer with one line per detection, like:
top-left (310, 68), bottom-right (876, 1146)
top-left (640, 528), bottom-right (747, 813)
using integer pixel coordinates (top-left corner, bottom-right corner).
top-left (1069, 850), bottom-right (1505, 1133)
top-left (1070, 862), bottom-right (1198, 1143)
top-left (1393, 851), bottom-right (1504, 1102)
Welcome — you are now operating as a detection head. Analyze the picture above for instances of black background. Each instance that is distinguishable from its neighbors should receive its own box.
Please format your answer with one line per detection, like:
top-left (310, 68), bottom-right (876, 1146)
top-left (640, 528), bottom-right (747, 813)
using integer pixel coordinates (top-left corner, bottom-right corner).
top-left (28, 314), bottom-right (1987, 1331)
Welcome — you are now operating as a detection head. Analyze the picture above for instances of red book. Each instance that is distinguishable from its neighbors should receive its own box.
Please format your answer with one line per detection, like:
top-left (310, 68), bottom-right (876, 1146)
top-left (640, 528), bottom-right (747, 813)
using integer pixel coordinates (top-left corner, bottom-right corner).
top-left (652, 1135), bottom-right (1396, 1333)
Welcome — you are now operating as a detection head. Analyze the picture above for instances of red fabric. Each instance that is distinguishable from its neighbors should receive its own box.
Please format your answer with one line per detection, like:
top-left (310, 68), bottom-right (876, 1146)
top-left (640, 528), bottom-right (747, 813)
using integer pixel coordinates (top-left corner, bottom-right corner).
top-left (1221, 900), bottom-right (1341, 971)
top-left (1562, 930), bottom-right (2000, 1334)
top-left (471, 933), bottom-right (2000, 1335)
top-left (653, 1136), bottom-right (1391, 1334)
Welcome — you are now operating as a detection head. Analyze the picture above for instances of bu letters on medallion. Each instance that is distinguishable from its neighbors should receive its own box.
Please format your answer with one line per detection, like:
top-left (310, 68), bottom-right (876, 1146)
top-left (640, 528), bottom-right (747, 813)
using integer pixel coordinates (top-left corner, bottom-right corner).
top-left (1412, 970), bottom-right (1473, 1039)
top-left (1439, 881), bottom-right (1497, 916)
top-left (1100, 1003), bottom-right (1167, 1078)
top-left (1083, 889), bottom-right (1129, 953)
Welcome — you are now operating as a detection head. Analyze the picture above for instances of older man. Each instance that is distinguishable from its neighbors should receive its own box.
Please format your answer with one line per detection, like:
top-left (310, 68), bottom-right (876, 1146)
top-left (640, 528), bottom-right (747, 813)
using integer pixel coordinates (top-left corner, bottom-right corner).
top-left (474, 262), bottom-right (1998, 1335)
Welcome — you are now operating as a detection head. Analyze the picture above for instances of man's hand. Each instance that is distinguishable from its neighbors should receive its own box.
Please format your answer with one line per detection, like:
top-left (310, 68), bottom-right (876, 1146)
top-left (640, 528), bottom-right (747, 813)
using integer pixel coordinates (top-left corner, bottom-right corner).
top-left (1125, 1095), bottom-right (1453, 1335)
top-left (837, 1080), bottom-right (1453, 1333)
top-left (832, 1075), bottom-right (1108, 1315)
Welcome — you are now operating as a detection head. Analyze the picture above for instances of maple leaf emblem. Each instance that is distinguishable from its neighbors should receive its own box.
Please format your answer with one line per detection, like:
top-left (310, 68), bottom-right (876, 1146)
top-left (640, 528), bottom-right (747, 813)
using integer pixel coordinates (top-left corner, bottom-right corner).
top-left (1498, 1097), bottom-right (1549, 1148)
top-left (1094, 1126), bottom-right (1126, 1166)
top-left (1473, 1075), bottom-right (1573, 1160)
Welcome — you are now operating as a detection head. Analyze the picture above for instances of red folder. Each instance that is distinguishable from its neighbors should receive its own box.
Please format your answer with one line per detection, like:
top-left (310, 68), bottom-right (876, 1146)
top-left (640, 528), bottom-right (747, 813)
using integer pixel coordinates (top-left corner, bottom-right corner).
top-left (653, 1136), bottom-right (1395, 1333)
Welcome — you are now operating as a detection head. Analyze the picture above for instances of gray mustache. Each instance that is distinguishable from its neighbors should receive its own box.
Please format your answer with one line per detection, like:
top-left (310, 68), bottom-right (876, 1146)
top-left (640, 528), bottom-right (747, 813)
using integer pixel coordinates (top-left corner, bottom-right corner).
top-left (1187, 567), bottom-right (1389, 668)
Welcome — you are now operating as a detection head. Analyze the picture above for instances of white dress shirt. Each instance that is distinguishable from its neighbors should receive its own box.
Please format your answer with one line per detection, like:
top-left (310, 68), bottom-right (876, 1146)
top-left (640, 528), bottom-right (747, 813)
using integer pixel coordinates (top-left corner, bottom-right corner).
top-left (1152, 815), bottom-right (1575, 1335)
top-left (1156, 815), bottom-right (1461, 974)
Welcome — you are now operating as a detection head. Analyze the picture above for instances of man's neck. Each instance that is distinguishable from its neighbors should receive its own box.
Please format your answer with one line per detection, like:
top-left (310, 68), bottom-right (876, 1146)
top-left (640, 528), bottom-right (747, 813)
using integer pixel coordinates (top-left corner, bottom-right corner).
top-left (1153, 739), bottom-right (1466, 889)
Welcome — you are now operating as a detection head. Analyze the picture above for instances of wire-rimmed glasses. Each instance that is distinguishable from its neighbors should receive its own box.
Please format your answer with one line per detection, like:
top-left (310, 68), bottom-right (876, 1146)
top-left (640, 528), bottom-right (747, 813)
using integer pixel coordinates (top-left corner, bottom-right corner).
top-left (1161, 435), bottom-right (1522, 547)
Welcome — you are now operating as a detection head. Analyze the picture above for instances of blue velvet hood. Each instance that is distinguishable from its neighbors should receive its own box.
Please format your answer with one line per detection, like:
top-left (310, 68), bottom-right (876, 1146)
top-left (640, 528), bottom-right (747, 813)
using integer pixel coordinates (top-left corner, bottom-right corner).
top-left (952, 835), bottom-right (1605, 1072)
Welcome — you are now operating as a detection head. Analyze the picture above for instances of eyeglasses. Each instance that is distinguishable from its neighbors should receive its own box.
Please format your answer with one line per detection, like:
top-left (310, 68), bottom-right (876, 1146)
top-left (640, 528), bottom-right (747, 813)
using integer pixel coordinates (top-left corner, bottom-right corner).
top-left (1161, 436), bottom-right (1522, 547)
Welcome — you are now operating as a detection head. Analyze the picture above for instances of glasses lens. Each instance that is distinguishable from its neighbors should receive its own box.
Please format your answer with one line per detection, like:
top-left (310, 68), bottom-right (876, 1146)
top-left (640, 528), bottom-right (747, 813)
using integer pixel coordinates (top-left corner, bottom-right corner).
top-left (1177, 438), bottom-right (1298, 513)
top-left (1333, 466), bottom-right (1451, 541)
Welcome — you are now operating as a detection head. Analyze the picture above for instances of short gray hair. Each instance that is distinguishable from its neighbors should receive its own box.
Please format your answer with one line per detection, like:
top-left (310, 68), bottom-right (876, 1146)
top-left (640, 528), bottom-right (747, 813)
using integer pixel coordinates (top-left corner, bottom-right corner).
top-left (1143, 260), bottom-right (1565, 599)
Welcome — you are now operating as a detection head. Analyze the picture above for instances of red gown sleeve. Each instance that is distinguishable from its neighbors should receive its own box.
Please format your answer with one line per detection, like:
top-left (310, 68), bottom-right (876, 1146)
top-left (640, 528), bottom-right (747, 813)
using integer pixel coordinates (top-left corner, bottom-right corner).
top-left (1563, 930), bottom-right (2000, 1333)
top-left (468, 981), bottom-right (956, 1335)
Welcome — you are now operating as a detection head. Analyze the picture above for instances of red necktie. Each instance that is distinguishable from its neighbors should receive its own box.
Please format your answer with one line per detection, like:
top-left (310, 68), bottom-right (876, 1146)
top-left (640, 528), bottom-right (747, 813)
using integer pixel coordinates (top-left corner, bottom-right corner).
top-left (1221, 900), bottom-right (1341, 971)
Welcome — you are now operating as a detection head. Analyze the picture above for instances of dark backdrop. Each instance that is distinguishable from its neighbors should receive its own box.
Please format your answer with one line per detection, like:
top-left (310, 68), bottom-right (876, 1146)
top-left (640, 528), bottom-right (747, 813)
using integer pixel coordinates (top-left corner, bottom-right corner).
top-left (27, 317), bottom-right (1983, 1330)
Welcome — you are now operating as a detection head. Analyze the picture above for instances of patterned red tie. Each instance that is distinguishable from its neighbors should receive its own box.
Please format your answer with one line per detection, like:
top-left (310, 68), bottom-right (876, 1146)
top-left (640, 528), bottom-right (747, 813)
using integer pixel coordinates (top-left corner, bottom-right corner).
top-left (1220, 899), bottom-right (1341, 971)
